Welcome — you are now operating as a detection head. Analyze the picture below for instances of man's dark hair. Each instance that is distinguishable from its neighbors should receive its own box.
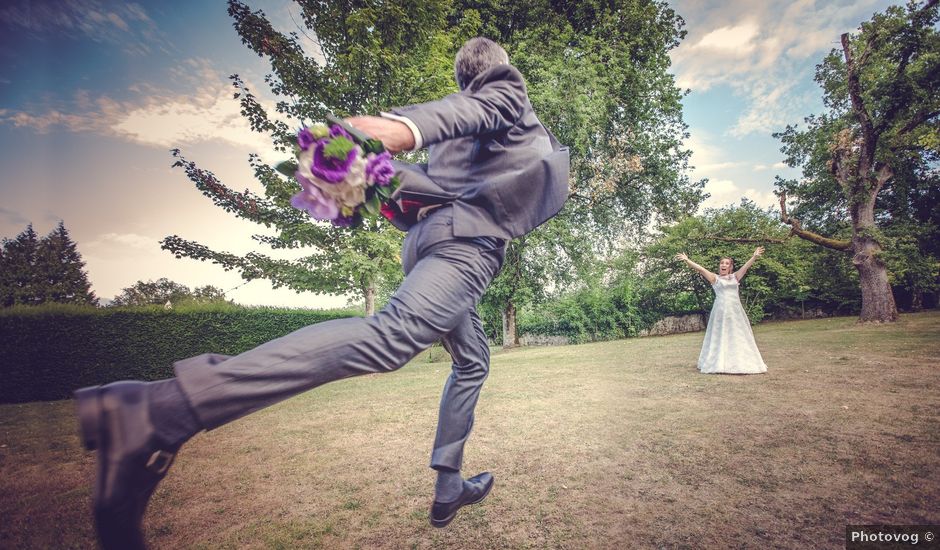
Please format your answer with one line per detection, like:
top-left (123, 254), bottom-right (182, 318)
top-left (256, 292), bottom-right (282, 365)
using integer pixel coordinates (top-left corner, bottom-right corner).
top-left (454, 37), bottom-right (509, 90)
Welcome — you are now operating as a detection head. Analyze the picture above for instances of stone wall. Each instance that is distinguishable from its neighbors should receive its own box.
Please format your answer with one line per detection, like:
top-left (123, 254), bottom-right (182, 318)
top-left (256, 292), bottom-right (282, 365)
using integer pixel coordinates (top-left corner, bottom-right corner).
top-left (519, 333), bottom-right (571, 346)
top-left (517, 313), bottom-right (708, 346)
top-left (638, 313), bottom-right (706, 337)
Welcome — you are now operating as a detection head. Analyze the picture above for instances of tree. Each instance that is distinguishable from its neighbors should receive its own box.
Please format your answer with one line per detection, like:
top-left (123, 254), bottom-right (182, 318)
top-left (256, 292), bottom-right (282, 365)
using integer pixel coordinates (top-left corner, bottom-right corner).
top-left (161, 0), bottom-right (457, 315)
top-left (470, 0), bottom-right (704, 345)
top-left (35, 221), bottom-right (98, 306)
top-left (0, 224), bottom-right (40, 307)
top-left (0, 222), bottom-right (97, 307)
top-left (109, 278), bottom-right (230, 307)
top-left (774, 0), bottom-right (940, 322)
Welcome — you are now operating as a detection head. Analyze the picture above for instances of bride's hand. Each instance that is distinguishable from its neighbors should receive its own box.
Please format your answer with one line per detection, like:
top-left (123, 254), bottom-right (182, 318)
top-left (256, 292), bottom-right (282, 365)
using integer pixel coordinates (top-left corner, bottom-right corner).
top-left (675, 252), bottom-right (689, 262)
top-left (752, 246), bottom-right (765, 258)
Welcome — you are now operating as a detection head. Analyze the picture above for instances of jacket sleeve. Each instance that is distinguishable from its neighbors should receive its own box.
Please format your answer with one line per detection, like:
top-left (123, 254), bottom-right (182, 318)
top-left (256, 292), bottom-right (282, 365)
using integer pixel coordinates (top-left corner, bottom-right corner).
top-left (390, 64), bottom-right (528, 147)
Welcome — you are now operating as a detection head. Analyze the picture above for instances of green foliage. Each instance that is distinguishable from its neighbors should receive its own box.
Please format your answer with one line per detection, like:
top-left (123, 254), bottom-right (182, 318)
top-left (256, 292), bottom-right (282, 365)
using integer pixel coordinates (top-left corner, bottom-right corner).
top-left (0, 222), bottom-right (97, 308)
top-left (0, 303), bottom-right (359, 403)
top-left (518, 257), bottom-right (642, 343)
top-left (109, 278), bottom-right (231, 307)
top-left (635, 200), bottom-right (861, 324)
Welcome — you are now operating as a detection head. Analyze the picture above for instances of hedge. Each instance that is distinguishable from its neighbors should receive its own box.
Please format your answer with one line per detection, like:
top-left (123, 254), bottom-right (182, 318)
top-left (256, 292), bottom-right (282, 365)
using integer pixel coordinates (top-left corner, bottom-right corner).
top-left (0, 304), bottom-right (359, 403)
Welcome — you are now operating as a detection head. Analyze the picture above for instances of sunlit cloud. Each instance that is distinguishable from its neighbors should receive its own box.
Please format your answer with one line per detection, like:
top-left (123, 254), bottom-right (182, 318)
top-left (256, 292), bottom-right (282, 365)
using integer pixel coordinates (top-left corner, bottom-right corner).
top-left (0, 59), bottom-right (283, 161)
top-left (702, 178), bottom-right (778, 210)
top-left (684, 131), bottom-right (783, 212)
top-left (691, 22), bottom-right (759, 54)
top-left (670, 0), bottom-right (890, 136)
top-left (754, 161), bottom-right (788, 171)
top-left (85, 232), bottom-right (160, 251)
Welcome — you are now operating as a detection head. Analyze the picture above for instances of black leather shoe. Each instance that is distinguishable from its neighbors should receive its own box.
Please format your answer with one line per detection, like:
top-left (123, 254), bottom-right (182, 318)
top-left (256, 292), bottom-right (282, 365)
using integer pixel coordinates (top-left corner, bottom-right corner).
top-left (429, 472), bottom-right (494, 528)
top-left (75, 381), bottom-right (178, 550)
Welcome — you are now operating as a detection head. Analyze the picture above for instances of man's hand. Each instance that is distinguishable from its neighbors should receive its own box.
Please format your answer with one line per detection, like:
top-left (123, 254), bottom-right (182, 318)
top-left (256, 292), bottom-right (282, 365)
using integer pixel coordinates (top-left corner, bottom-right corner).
top-left (345, 116), bottom-right (415, 155)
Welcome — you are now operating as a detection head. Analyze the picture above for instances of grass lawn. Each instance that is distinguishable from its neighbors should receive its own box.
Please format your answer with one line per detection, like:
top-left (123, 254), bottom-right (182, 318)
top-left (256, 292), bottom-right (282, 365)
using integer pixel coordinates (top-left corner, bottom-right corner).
top-left (1, 312), bottom-right (938, 549)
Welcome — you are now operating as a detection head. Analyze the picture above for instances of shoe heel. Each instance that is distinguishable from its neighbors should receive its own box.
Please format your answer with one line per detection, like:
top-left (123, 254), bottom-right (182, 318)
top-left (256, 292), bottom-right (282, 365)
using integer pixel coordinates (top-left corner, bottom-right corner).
top-left (74, 386), bottom-right (102, 451)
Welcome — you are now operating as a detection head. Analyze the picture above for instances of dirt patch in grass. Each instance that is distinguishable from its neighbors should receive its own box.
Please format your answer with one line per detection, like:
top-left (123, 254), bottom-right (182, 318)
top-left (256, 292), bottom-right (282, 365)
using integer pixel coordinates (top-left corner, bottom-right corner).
top-left (1, 312), bottom-right (938, 548)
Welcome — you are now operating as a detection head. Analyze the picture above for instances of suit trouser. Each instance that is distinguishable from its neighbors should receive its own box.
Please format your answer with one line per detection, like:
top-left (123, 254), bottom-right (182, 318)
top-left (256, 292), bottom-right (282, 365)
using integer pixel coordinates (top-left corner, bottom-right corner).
top-left (174, 207), bottom-right (505, 471)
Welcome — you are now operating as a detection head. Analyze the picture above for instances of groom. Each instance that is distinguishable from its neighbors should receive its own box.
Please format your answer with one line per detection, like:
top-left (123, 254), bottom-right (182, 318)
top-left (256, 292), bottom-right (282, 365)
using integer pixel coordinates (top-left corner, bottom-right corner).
top-left (75, 37), bottom-right (568, 548)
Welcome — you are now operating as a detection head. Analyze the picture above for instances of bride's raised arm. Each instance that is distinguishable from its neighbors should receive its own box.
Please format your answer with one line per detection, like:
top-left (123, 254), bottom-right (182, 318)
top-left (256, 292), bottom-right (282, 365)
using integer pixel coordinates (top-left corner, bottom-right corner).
top-left (675, 252), bottom-right (717, 285)
top-left (734, 246), bottom-right (764, 281)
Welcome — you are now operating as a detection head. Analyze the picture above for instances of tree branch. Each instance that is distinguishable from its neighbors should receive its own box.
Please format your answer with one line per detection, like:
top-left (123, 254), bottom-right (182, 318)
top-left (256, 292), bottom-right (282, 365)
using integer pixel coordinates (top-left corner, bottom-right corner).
top-left (841, 33), bottom-right (877, 173)
top-left (778, 192), bottom-right (852, 251)
top-left (702, 235), bottom-right (789, 244)
top-left (898, 108), bottom-right (940, 135)
top-left (870, 163), bottom-right (894, 198)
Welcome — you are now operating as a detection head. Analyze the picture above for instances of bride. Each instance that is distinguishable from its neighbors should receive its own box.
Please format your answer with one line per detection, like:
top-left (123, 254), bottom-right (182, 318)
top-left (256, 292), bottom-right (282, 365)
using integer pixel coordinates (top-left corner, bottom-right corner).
top-left (675, 247), bottom-right (767, 374)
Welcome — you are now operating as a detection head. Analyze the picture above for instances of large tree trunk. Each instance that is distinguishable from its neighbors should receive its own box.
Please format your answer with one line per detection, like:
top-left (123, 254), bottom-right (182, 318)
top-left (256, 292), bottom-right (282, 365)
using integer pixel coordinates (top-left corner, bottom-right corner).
top-left (852, 198), bottom-right (898, 323)
top-left (502, 301), bottom-right (518, 348)
top-left (364, 281), bottom-right (376, 316)
top-left (852, 237), bottom-right (898, 322)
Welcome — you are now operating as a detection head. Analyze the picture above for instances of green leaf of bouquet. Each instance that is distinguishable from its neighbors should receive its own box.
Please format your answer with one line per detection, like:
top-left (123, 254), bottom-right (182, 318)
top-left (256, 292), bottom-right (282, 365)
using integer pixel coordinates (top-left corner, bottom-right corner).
top-left (364, 139), bottom-right (386, 154)
top-left (363, 193), bottom-right (382, 216)
top-left (275, 160), bottom-right (299, 177)
top-left (309, 124), bottom-right (330, 139)
top-left (374, 184), bottom-right (392, 201)
top-left (322, 136), bottom-right (356, 160)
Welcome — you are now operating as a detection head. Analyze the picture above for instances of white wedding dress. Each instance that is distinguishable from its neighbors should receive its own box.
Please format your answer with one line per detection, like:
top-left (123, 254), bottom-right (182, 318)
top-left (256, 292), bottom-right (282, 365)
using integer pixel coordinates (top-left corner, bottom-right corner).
top-left (697, 274), bottom-right (767, 374)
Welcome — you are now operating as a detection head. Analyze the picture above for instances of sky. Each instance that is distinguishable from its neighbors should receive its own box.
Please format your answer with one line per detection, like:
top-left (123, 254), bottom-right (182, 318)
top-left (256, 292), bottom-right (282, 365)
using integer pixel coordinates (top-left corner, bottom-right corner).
top-left (0, 0), bottom-right (902, 308)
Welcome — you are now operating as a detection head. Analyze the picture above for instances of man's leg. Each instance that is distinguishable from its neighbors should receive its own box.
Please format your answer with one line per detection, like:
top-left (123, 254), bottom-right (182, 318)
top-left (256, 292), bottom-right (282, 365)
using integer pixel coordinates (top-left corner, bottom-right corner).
top-left (75, 215), bottom-right (505, 548)
top-left (174, 234), bottom-right (502, 430)
top-left (432, 307), bottom-right (490, 472)
top-left (430, 307), bottom-right (494, 520)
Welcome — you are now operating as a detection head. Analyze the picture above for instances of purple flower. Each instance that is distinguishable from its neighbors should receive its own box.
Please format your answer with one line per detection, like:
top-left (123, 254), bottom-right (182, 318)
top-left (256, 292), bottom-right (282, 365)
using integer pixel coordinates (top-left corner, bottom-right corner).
top-left (311, 139), bottom-right (357, 183)
top-left (331, 214), bottom-right (356, 228)
top-left (290, 174), bottom-right (339, 220)
top-left (297, 128), bottom-right (316, 151)
top-left (365, 151), bottom-right (395, 186)
top-left (329, 124), bottom-right (352, 140)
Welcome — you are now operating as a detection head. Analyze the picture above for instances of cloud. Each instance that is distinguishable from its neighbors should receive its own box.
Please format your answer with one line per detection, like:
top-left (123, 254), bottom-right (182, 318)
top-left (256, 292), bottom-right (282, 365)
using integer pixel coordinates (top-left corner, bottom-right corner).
top-left (0, 206), bottom-right (30, 228)
top-left (692, 22), bottom-right (759, 54)
top-left (702, 178), bottom-right (778, 210)
top-left (0, 59), bottom-right (282, 160)
top-left (85, 232), bottom-right (159, 251)
top-left (754, 161), bottom-right (788, 171)
top-left (685, 132), bottom-right (741, 180)
top-left (0, 0), bottom-right (171, 56)
top-left (697, 161), bottom-right (747, 173)
top-left (670, 0), bottom-right (893, 136)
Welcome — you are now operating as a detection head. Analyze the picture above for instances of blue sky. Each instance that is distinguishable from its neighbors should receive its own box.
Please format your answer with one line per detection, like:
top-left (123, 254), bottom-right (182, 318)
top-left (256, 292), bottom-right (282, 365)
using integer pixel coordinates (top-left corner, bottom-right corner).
top-left (0, 0), bottom-right (901, 307)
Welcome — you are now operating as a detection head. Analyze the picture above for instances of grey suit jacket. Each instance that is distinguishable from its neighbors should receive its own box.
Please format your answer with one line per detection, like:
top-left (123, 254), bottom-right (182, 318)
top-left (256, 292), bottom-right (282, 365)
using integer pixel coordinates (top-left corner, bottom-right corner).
top-left (389, 64), bottom-right (569, 240)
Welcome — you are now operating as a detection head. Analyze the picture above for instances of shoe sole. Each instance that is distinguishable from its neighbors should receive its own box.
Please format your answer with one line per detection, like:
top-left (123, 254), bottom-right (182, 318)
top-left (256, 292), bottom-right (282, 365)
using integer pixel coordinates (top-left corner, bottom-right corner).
top-left (429, 480), bottom-right (494, 528)
top-left (75, 386), bottom-right (103, 451)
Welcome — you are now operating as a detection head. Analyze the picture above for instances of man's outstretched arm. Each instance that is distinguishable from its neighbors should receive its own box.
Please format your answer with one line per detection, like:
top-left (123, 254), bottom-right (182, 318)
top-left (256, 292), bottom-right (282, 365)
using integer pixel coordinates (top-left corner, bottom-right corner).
top-left (347, 63), bottom-right (527, 153)
top-left (344, 116), bottom-right (416, 155)
top-left (392, 64), bottom-right (526, 146)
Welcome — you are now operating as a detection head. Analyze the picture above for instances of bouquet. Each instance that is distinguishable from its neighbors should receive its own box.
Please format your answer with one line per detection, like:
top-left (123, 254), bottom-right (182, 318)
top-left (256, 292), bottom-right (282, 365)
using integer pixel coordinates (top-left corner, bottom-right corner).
top-left (276, 116), bottom-right (400, 228)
